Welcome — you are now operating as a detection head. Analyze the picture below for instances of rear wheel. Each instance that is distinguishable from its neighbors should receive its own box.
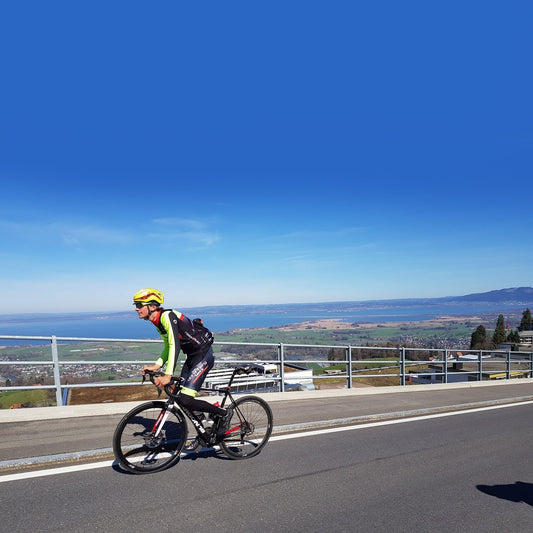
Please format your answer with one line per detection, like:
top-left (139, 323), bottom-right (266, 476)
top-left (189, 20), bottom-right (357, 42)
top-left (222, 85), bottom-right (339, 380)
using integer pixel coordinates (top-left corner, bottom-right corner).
top-left (219, 396), bottom-right (273, 459)
top-left (113, 401), bottom-right (187, 474)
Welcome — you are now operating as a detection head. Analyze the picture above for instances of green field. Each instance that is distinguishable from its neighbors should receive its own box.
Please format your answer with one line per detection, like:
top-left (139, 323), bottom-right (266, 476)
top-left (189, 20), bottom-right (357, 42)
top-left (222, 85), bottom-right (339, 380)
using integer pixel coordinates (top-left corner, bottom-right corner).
top-left (213, 322), bottom-right (475, 347)
top-left (0, 341), bottom-right (162, 362)
top-left (0, 389), bottom-right (55, 409)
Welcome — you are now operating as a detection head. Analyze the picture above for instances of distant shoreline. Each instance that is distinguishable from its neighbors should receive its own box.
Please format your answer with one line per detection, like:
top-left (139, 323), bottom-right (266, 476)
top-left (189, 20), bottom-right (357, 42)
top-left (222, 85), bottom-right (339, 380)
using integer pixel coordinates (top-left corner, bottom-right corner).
top-left (225, 315), bottom-right (485, 334)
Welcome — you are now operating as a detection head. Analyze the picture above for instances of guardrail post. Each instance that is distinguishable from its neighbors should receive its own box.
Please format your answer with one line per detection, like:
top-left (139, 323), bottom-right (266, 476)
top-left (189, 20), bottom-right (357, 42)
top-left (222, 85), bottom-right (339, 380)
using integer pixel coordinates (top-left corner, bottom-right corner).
top-left (347, 346), bottom-right (352, 389)
top-left (443, 349), bottom-right (448, 383)
top-left (506, 351), bottom-right (511, 379)
top-left (278, 343), bottom-right (285, 393)
top-left (51, 336), bottom-right (63, 406)
top-left (478, 350), bottom-right (483, 381)
top-left (530, 351), bottom-right (533, 378)
top-left (400, 347), bottom-right (406, 386)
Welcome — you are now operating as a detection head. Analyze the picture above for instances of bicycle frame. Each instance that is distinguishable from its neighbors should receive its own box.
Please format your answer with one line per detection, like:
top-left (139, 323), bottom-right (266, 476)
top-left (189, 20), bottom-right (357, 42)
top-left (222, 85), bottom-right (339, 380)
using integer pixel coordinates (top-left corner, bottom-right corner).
top-left (148, 365), bottom-right (250, 447)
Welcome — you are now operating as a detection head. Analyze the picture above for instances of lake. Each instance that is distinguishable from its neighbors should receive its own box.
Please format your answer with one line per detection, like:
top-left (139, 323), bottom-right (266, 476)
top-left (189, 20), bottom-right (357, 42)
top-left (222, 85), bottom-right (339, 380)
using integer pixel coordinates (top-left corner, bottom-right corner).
top-left (0, 300), bottom-right (527, 343)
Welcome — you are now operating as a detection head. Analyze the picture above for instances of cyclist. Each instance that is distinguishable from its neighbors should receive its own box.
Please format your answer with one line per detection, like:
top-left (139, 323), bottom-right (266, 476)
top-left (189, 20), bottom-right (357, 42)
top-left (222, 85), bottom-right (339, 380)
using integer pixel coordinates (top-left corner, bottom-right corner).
top-left (134, 288), bottom-right (232, 434)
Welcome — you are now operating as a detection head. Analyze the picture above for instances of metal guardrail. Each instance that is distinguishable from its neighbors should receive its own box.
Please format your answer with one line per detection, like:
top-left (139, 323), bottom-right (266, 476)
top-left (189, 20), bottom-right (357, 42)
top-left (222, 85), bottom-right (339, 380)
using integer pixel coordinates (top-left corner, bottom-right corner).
top-left (0, 335), bottom-right (532, 406)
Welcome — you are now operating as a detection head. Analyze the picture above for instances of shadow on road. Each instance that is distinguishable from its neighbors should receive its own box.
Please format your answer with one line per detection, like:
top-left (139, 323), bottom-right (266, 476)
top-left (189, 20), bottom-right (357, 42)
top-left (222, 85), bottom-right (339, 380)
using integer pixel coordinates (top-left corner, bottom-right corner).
top-left (182, 448), bottom-right (232, 462)
top-left (111, 447), bottom-right (229, 475)
top-left (476, 481), bottom-right (533, 506)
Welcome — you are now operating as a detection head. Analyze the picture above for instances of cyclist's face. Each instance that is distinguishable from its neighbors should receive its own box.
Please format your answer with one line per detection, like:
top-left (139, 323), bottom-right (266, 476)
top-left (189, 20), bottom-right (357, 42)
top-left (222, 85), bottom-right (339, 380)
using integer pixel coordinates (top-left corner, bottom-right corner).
top-left (135, 304), bottom-right (151, 320)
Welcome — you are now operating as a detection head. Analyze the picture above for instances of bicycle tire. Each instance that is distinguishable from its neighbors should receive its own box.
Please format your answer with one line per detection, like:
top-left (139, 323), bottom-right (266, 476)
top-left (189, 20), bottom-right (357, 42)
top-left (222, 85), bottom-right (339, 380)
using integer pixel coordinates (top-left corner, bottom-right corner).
top-left (219, 396), bottom-right (273, 459)
top-left (112, 401), bottom-right (188, 474)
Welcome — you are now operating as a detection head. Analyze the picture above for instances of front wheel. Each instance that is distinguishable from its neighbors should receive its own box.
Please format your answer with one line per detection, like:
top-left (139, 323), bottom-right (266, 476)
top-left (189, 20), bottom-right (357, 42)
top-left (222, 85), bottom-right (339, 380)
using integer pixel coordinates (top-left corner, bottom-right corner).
top-left (112, 401), bottom-right (187, 474)
top-left (219, 396), bottom-right (273, 459)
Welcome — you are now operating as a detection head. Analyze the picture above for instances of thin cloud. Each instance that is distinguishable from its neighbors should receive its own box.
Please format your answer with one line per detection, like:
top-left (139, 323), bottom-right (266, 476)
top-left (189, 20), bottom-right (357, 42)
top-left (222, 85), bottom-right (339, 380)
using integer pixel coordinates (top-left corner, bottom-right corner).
top-left (0, 220), bottom-right (134, 246)
top-left (52, 224), bottom-right (135, 246)
top-left (0, 218), bottom-right (220, 254)
top-left (151, 218), bottom-right (220, 247)
top-left (153, 217), bottom-right (206, 230)
top-left (268, 226), bottom-right (364, 241)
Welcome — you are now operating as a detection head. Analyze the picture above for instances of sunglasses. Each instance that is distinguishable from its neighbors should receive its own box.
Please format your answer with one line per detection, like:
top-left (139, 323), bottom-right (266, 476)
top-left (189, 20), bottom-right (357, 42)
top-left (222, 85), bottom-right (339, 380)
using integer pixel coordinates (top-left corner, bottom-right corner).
top-left (134, 302), bottom-right (146, 309)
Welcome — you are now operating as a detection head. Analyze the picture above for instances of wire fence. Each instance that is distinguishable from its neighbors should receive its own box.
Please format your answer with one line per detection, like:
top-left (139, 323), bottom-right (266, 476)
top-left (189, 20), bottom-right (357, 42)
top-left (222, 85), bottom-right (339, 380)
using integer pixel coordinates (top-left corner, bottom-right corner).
top-left (1, 335), bottom-right (532, 407)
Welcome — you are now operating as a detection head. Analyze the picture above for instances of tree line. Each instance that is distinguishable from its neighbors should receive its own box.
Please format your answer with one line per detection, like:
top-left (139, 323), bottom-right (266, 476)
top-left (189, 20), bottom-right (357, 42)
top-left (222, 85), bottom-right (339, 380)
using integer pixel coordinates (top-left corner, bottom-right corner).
top-left (470, 308), bottom-right (532, 350)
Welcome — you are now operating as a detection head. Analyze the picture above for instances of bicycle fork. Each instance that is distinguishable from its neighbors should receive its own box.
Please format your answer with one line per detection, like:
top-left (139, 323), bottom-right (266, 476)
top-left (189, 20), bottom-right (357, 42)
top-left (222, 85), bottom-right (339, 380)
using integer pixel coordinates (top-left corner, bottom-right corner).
top-left (152, 407), bottom-right (173, 438)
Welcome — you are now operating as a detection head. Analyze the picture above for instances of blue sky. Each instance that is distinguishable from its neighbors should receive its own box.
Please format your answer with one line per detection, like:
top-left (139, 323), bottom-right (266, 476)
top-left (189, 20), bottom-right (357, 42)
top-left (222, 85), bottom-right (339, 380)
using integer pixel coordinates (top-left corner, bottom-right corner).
top-left (1, 1), bottom-right (531, 313)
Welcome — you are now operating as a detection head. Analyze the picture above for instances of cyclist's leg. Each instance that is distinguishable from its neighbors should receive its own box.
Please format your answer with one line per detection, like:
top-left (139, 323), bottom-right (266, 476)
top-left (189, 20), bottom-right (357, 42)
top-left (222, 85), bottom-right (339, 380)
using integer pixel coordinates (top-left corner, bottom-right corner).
top-left (178, 348), bottom-right (226, 417)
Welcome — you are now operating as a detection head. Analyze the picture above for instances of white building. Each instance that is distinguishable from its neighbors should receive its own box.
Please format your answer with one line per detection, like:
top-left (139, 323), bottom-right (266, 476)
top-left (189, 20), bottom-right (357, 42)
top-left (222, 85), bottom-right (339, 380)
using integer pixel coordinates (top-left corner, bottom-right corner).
top-left (517, 330), bottom-right (533, 350)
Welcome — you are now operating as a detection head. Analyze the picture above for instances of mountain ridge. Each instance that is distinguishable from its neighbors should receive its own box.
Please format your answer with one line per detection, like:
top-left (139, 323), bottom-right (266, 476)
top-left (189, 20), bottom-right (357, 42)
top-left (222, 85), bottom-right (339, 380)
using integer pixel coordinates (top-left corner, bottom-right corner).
top-left (176, 287), bottom-right (533, 316)
top-left (444, 286), bottom-right (533, 303)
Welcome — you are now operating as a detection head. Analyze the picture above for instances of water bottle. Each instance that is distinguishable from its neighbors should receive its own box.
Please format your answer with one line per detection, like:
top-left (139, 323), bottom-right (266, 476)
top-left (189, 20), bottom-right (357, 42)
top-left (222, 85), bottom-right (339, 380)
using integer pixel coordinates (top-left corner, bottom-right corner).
top-left (205, 401), bottom-right (220, 428)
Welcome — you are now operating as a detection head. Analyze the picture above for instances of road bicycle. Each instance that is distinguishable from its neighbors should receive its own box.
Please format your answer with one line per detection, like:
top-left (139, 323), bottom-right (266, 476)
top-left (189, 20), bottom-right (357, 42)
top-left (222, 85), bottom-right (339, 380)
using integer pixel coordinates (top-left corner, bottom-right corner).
top-left (112, 366), bottom-right (273, 474)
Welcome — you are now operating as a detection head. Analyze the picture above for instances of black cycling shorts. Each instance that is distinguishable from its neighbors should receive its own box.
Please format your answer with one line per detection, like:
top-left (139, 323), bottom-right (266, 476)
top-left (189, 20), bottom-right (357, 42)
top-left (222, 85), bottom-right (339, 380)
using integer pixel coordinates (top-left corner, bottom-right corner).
top-left (179, 347), bottom-right (214, 397)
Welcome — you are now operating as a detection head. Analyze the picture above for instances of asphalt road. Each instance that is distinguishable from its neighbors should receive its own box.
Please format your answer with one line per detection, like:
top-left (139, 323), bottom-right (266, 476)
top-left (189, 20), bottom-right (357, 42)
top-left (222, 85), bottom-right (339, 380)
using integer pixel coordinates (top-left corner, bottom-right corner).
top-left (1, 381), bottom-right (533, 468)
top-left (0, 401), bottom-right (532, 532)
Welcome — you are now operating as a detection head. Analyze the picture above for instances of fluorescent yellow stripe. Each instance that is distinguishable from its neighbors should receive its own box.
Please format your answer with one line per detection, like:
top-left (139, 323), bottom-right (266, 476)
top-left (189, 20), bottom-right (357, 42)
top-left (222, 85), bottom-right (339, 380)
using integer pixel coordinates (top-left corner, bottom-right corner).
top-left (181, 386), bottom-right (198, 397)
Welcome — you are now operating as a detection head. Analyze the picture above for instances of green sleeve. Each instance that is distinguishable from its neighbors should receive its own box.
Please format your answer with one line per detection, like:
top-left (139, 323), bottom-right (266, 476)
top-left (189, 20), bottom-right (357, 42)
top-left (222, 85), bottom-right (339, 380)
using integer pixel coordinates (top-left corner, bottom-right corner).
top-left (155, 335), bottom-right (169, 369)
top-left (156, 311), bottom-right (180, 374)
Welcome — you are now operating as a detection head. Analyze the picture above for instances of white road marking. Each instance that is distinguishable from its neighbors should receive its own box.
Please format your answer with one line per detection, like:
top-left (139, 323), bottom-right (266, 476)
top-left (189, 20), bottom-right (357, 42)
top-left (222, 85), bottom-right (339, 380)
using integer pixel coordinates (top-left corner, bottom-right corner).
top-left (1, 400), bottom-right (532, 484)
top-left (0, 459), bottom-right (114, 483)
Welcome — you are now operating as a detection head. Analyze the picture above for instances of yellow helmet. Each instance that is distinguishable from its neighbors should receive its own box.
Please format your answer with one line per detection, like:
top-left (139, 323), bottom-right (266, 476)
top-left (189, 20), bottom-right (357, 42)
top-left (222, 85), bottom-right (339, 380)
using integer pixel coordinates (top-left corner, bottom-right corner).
top-left (133, 288), bottom-right (164, 306)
